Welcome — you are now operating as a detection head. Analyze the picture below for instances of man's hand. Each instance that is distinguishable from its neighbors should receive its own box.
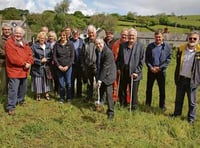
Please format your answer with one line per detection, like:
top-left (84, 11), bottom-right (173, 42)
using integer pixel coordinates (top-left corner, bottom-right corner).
top-left (24, 63), bottom-right (31, 69)
top-left (131, 73), bottom-right (138, 79)
top-left (41, 57), bottom-right (47, 63)
top-left (96, 80), bottom-right (102, 88)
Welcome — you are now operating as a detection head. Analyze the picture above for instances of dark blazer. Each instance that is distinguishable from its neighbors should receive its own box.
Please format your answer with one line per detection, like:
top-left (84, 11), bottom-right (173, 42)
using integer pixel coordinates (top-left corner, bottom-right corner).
top-left (145, 42), bottom-right (171, 72)
top-left (30, 41), bottom-right (52, 77)
top-left (97, 45), bottom-right (116, 85)
top-left (116, 41), bottom-right (145, 81)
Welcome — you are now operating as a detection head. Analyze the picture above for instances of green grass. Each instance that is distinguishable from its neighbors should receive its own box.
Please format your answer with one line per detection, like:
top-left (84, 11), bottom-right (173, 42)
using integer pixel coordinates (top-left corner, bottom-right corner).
top-left (0, 57), bottom-right (200, 147)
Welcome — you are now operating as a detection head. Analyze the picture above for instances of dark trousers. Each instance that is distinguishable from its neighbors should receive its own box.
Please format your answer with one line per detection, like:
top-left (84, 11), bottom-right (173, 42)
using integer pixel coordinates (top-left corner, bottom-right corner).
top-left (174, 76), bottom-right (197, 121)
top-left (86, 74), bottom-right (95, 101)
top-left (100, 83), bottom-right (114, 115)
top-left (7, 78), bottom-right (27, 111)
top-left (50, 64), bottom-right (59, 93)
top-left (146, 70), bottom-right (166, 108)
top-left (57, 66), bottom-right (72, 101)
top-left (119, 66), bottom-right (140, 107)
top-left (72, 65), bottom-right (82, 98)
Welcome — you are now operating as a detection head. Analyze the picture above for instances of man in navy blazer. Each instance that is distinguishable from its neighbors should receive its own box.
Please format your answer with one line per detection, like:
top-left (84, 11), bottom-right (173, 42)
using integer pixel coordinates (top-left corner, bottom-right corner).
top-left (95, 38), bottom-right (116, 119)
top-left (116, 28), bottom-right (145, 109)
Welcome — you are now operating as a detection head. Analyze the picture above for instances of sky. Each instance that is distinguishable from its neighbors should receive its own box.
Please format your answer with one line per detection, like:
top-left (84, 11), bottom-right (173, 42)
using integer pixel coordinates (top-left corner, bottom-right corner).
top-left (0, 0), bottom-right (199, 16)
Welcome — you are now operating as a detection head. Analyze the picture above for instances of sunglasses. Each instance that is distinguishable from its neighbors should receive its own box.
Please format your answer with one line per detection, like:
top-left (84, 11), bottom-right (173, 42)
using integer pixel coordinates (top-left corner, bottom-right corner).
top-left (189, 37), bottom-right (197, 41)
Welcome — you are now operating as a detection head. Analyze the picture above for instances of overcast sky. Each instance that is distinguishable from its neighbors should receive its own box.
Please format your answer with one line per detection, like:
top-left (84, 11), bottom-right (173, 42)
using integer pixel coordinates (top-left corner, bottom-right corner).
top-left (0, 0), bottom-right (199, 16)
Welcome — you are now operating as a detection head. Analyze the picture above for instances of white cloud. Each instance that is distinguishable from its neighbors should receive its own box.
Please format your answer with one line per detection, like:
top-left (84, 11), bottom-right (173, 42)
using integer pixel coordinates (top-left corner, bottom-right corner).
top-left (68, 0), bottom-right (95, 15)
top-left (0, 0), bottom-right (199, 16)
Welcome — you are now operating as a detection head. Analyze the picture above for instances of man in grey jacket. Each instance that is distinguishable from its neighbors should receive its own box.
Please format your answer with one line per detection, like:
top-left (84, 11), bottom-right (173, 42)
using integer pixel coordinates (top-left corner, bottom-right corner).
top-left (116, 28), bottom-right (145, 110)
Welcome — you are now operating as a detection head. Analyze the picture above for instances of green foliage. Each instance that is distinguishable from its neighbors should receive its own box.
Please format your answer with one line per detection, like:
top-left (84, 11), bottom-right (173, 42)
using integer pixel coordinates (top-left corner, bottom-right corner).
top-left (54, 0), bottom-right (69, 14)
top-left (90, 13), bottom-right (118, 31)
top-left (0, 7), bottom-right (29, 20)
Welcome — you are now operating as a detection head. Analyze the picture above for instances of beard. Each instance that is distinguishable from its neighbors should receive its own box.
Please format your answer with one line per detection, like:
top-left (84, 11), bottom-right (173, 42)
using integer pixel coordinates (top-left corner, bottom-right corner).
top-left (188, 42), bottom-right (197, 47)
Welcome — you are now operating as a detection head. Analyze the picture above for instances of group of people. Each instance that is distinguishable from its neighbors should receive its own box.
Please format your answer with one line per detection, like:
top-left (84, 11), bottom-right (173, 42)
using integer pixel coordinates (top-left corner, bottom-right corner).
top-left (0, 23), bottom-right (200, 123)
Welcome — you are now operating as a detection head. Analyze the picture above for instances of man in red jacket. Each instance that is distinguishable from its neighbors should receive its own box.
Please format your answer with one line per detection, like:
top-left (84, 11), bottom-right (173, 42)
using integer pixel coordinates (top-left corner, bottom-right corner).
top-left (5, 26), bottom-right (33, 115)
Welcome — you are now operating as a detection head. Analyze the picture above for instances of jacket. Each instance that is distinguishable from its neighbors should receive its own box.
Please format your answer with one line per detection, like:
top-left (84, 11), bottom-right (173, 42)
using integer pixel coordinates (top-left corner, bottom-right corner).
top-left (116, 41), bottom-right (145, 81)
top-left (174, 43), bottom-right (200, 88)
top-left (30, 41), bottom-right (52, 77)
top-left (5, 36), bottom-right (34, 78)
top-left (97, 45), bottom-right (116, 85)
top-left (145, 42), bottom-right (171, 72)
top-left (53, 40), bottom-right (74, 67)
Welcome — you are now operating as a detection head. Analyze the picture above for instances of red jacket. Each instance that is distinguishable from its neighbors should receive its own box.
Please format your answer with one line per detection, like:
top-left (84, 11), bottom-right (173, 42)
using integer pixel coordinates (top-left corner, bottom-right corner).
top-left (5, 36), bottom-right (34, 78)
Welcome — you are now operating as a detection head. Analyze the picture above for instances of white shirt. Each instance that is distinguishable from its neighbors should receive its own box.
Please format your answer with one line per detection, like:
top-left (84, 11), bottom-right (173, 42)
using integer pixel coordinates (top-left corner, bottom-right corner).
top-left (180, 47), bottom-right (196, 78)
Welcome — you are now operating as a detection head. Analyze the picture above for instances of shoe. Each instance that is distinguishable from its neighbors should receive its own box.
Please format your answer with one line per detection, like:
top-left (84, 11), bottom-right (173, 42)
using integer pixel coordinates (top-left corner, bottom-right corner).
top-left (161, 106), bottom-right (167, 112)
top-left (36, 94), bottom-right (41, 101)
top-left (107, 114), bottom-right (114, 120)
top-left (45, 95), bottom-right (50, 101)
top-left (188, 120), bottom-right (194, 124)
top-left (8, 110), bottom-right (15, 116)
top-left (19, 101), bottom-right (25, 106)
top-left (67, 99), bottom-right (72, 104)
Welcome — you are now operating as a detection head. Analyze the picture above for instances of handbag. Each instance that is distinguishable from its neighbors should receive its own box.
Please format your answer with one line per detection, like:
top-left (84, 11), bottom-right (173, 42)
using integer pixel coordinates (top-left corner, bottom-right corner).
top-left (44, 66), bottom-right (52, 80)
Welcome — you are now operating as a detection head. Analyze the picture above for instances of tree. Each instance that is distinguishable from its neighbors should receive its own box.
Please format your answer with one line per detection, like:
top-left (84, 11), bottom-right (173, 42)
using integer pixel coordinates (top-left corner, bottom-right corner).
top-left (54, 0), bottom-right (70, 14)
top-left (90, 13), bottom-right (117, 31)
top-left (126, 11), bottom-right (137, 21)
top-left (73, 11), bottom-right (84, 18)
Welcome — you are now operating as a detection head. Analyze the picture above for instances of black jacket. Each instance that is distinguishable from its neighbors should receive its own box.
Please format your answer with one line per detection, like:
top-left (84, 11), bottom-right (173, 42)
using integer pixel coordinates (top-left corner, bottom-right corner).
top-left (53, 40), bottom-right (74, 67)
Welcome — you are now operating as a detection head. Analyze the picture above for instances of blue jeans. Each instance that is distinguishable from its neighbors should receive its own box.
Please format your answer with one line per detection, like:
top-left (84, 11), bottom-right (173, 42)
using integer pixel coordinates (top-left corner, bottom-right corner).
top-left (57, 66), bottom-right (72, 101)
top-left (7, 78), bottom-right (27, 111)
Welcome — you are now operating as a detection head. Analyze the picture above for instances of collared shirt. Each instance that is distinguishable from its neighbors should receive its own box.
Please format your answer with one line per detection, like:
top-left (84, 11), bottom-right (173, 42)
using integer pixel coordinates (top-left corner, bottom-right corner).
top-left (180, 47), bottom-right (196, 78)
top-left (152, 43), bottom-right (162, 66)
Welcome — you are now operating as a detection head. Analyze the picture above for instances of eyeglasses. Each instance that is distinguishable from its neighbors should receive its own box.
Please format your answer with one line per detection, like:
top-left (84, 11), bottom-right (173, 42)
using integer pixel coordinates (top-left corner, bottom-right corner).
top-left (189, 37), bottom-right (197, 41)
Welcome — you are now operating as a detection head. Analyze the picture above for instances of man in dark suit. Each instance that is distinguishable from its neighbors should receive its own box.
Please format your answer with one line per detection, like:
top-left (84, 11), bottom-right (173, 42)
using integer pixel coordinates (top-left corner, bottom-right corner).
top-left (116, 28), bottom-right (145, 110)
top-left (95, 38), bottom-right (116, 119)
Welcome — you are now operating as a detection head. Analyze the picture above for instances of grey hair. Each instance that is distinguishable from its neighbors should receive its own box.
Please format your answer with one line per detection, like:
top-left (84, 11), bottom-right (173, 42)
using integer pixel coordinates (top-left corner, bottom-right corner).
top-left (87, 25), bottom-right (96, 34)
top-left (2, 23), bottom-right (12, 29)
top-left (13, 26), bottom-right (25, 36)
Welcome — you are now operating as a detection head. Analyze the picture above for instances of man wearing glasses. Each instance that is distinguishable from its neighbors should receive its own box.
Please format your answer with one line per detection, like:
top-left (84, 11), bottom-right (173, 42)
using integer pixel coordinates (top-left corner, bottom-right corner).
top-left (0, 23), bottom-right (12, 96)
top-left (171, 31), bottom-right (200, 124)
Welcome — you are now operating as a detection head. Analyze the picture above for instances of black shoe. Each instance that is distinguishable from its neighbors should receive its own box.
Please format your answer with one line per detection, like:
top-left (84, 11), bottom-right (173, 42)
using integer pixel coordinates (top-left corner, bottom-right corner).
top-left (161, 106), bottom-right (167, 112)
top-left (188, 120), bottom-right (194, 124)
top-left (107, 114), bottom-right (114, 120)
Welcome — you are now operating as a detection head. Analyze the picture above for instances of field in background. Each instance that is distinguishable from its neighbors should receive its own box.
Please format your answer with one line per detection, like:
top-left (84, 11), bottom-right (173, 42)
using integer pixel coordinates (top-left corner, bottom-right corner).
top-left (0, 57), bottom-right (200, 147)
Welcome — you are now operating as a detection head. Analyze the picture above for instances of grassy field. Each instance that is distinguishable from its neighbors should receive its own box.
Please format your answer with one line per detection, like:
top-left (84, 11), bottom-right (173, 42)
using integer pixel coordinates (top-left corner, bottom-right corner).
top-left (0, 57), bottom-right (200, 147)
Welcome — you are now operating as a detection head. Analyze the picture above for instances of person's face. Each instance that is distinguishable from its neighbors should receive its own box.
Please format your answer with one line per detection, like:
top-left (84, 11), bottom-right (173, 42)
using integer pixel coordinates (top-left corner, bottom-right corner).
top-left (65, 28), bottom-right (71, 38)
top-left (88, 30), bottom-right (96, 41)
top-left (128, 32), bottom-right (137, 44)
top-left (48, 35), bottom-right (55, 43)
top-left (72, 32), bottom-right (79, 40)
top-left (105, 32), bottom-right (113, 41)
top-left (14, 29), bottom-right (23, 41)
top-left (155, 33), bottom-right (163, 45)
top-left (41, 27), bottom-right (48, 34)
top-left (60, 32), bottom-right (67, 41)
top-left (120, 31), bottom-right (128, 42)
top-left (188, 34), bottom-right (199, 47)
top-left (2, 26), bottom-right (12, 38)
top-left (95, 40), bottom-right (104, 51)
top-left (39, 36), bottom-right (45, 45)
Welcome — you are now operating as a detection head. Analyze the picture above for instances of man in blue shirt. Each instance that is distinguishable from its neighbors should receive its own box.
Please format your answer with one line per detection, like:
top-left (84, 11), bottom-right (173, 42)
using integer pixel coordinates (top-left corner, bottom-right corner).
top-left (145, 30), bottom-right (171, 111)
